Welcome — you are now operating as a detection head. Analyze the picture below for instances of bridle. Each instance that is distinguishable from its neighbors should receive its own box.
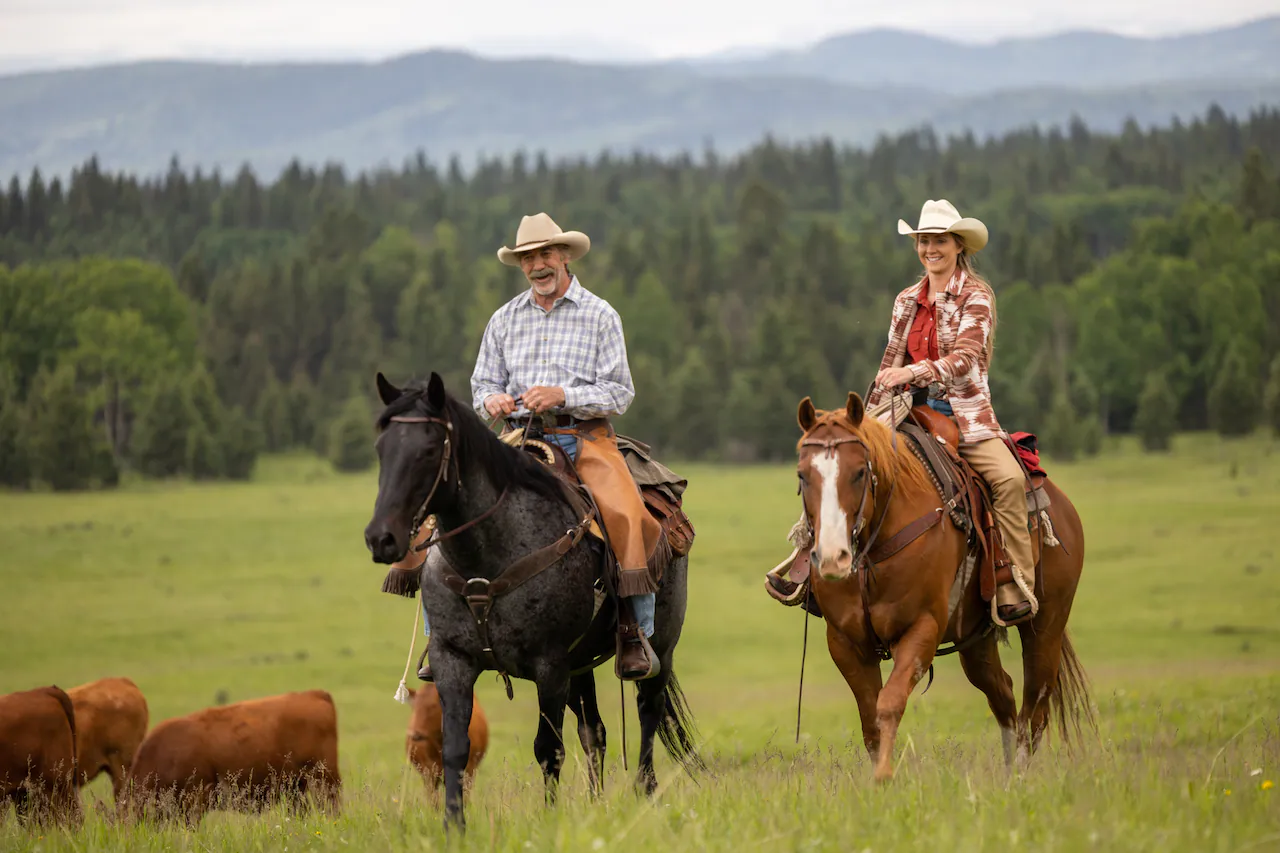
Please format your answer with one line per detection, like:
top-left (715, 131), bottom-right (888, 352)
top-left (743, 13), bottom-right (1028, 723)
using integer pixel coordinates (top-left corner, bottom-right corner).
top-left (386, 412), bottom-right (509, 555)
top-left (798, 392), bottom-right (964, 662)
top-left (382, 404), bottom-right (594, 698)
top-left (798, 428), bottom-right (896, 576)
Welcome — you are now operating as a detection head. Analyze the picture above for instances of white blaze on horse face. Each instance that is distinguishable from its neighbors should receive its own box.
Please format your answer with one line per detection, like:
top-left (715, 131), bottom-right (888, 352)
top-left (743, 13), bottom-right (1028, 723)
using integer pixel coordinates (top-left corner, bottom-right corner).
top-left (812, 452), bottom-right (853, 578)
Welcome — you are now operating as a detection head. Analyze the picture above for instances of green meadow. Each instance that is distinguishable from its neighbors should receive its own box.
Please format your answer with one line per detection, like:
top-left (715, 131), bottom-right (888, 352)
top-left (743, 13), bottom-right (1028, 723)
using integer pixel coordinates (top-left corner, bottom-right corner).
top-left (2, 434), bottom-right (1278, 851)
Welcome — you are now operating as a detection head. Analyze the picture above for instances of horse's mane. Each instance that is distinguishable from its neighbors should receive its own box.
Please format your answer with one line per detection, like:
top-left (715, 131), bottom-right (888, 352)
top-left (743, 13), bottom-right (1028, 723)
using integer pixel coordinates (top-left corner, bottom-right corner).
top-left (800, 408), bottom-right (934, 497)
top-left (377, 381), bottom-right (572, 508)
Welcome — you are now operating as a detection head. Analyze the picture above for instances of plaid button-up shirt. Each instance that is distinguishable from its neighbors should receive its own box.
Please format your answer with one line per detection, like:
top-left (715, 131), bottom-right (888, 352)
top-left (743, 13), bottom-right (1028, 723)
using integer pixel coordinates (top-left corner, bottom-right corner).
top-left (865, 269), bottom-right (1004, 444)
top-left (470, 276), bottom-right (635, 420)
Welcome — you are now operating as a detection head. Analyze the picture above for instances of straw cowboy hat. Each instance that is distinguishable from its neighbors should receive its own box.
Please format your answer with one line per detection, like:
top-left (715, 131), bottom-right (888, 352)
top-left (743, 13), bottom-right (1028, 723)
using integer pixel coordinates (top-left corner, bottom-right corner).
top-left (496, 212), bottom-right (591, 266)
top-left (897, 199), bottom-right (988, 252)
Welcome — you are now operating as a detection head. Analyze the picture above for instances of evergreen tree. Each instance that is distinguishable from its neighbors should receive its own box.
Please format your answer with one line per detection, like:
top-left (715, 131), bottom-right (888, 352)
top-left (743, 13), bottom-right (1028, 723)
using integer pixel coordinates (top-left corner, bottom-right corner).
top-left (668, 348), bottom-right (718, 459)
top-left (132, 375), bottom-right (198, 477)
top-left (0, 367), bottom-right (30, 488)
top-left (1264, 354), bottom-right (1280, 437)
top-left (256, 374), bottom-right (295, 451)
top-left (185, 418), bottom-right (225, 480)
top-left (25, 364), bottom-right (112, 490)
top-left (220, 405), bottom-right (263, 480)
top-left (1208, 342), bottom-right (1259, 437)
top-left (1039, 386), bottom-right (1081, 462)
top-left (1134, 371), bottom-right (1177, 452)
top-left (328, 395), bottom-right (376, 472)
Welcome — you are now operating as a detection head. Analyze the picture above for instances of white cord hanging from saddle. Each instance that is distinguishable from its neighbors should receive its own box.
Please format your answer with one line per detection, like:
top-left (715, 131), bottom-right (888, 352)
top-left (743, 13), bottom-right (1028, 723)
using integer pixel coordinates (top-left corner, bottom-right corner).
top-left (393, 600), bottom-right (422, 705)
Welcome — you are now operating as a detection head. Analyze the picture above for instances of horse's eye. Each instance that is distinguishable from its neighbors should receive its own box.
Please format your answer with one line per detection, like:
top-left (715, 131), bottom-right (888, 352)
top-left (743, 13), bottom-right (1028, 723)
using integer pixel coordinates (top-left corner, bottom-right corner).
top-left (852, 469), bottom-right (865, 483)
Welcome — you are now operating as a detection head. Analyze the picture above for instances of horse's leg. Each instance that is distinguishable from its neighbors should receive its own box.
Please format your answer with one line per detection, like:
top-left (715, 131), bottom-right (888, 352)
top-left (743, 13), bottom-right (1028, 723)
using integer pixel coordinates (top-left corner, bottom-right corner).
top-left (957, 630), bottom-right (1018, 767)
top-left (874, 616), bottom-right (939, 783)
top-left (825, 620), bottom-right (883, 761)
top-left (567, 671), bottom-right (607, 798)
top-left (532, 665), bottom-right (571, 805)
top-left (433, 650), bottom-right (481, 831)
top-left (634, 669), bottom-right (670, 796)
top-left (1017, 618), bottom-right (1065, 763)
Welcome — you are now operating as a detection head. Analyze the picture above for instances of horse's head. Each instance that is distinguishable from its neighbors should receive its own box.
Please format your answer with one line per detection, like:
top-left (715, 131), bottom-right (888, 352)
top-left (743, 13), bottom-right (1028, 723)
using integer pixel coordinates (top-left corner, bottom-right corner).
top-left (796, 392), bottom-right (875, 582)
top-left (364, 371), bottom-right (454, 564)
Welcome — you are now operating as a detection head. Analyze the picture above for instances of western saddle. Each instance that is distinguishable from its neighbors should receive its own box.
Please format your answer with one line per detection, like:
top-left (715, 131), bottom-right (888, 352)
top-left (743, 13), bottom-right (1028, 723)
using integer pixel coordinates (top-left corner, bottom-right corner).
top-left (766, 402), bottom-right (1057, 625)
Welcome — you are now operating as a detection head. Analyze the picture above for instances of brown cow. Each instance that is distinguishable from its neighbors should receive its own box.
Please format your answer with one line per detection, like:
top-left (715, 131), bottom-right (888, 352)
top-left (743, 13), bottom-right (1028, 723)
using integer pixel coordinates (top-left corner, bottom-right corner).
top-left (67, 677), bottom-right (149, 800)
top-left (0, 685), bottom-right (80, 827)
top-left (405, 685), bottom-right (487, 795)
top-left (124, 689), bottom-right (340, 823)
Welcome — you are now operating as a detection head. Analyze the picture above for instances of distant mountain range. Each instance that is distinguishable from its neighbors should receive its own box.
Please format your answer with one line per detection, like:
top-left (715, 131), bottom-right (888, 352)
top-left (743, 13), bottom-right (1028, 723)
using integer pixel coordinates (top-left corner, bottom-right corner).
top-left (684, 16), bottom-right (1280, 92)
top-left (1, 17), bottom-right (1277, 181)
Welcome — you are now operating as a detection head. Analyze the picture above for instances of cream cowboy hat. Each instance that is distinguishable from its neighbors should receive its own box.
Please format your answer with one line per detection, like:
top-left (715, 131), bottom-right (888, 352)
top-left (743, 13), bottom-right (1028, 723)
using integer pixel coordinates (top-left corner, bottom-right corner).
top-left (496, 212), bottom-right (591, 266)
top-left (897, 199), bottom-right (988, 252)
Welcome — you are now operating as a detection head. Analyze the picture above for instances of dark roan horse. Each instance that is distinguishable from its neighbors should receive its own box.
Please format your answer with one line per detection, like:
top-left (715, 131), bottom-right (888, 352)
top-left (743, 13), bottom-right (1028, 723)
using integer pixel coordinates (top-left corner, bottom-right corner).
top-left (363, 372), bottom-right (701, 829)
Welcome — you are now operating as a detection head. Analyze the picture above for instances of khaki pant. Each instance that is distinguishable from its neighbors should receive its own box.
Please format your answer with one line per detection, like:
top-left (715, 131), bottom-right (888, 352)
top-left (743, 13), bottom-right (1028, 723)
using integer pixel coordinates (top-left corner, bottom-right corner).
top-left (958, 437), bottom-right (1038, 617)
top-left (558, 422), bottom-right (663, 597)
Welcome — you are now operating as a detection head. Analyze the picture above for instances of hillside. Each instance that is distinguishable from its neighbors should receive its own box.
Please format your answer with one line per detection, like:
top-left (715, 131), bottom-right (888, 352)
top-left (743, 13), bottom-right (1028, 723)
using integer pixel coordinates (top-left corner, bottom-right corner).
top-left (2, 48), bottom-right (1278, 180)
top-left (689, 16), bottom-right (1280, 92)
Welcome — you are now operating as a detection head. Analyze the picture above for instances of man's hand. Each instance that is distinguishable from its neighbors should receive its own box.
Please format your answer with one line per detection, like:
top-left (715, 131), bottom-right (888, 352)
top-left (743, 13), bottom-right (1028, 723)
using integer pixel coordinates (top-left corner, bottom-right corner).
top-left (483, 393), bottom-right (518, 418)
top-left (522, 386), bottom-right (566, 413)
top-left (874, 366), bottom-right (916, 388)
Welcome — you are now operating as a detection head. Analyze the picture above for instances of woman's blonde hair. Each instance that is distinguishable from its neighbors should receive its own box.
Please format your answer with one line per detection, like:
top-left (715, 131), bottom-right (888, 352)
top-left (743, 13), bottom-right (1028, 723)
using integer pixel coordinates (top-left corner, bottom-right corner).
top-left (954, 236), bottom-right (996, 354)
top-left (916, 233), bottom-right (998, 356)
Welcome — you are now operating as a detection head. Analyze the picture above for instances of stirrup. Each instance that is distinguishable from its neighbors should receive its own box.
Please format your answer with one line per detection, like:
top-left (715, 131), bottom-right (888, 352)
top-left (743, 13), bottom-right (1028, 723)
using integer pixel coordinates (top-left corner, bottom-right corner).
top-left (416, 644), bottom-right (433, 683)
top-left (996, 601), bottom-right (1034, 625)
top-left (616, 627), bottom-right (661, 681)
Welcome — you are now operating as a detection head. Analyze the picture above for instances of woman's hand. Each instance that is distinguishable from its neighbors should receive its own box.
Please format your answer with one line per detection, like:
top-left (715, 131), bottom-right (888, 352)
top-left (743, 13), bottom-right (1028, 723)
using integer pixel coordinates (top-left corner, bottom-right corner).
top-left (874, 366), bottom-right (916, 388)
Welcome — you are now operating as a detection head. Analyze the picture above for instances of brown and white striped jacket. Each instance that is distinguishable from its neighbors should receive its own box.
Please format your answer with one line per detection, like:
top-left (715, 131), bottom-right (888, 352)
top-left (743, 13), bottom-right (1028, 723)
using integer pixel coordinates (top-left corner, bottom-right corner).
top-left (865, 270), bottom-right (1004, 445)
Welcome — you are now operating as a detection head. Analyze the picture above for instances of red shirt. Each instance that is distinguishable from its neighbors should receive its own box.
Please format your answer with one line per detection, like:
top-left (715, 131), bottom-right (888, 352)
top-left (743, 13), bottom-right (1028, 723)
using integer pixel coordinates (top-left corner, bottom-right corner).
top-left (906, 281), bottom-right (939, 364)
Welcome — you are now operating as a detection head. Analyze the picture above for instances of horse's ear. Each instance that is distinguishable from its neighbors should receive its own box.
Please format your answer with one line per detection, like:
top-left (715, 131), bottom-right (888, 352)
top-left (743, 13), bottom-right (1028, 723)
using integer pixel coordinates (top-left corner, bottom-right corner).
top-left (797, 396), bottom-right (817, 432)
top-left (846, 391), bottom-right (865, 426)
top-left (376, 372), bottom-right (401, 406)
top-left (426, 372), bottom-right (446, 410)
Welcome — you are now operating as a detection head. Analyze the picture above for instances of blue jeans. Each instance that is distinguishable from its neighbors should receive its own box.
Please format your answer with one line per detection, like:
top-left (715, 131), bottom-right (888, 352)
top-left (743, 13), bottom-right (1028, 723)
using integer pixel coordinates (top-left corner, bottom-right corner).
top-left (928, 396), bottom-right (954, 416)
top-left (422, 594), bottom-right (655, 638)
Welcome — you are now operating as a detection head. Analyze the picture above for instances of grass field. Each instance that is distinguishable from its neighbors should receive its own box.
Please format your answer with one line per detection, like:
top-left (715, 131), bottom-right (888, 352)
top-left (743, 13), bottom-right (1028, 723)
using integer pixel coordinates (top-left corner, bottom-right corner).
top-left (2, 433), bottom-right (1279, 851)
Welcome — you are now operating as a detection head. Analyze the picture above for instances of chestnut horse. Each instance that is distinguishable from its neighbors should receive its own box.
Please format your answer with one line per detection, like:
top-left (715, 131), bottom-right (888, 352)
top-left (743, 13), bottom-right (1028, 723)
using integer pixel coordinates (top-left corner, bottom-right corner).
top-left (795, 392), bottom-right (1093, 781)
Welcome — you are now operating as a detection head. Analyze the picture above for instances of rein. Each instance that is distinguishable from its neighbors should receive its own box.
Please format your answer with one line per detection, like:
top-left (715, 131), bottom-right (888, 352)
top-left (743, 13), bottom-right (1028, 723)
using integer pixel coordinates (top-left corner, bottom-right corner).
top-left (389, 413), bottom-right (513, 554)
top-left (799, 391), bottom-right (951, 661)
top-left (386, 409), bottom-right (594, 700)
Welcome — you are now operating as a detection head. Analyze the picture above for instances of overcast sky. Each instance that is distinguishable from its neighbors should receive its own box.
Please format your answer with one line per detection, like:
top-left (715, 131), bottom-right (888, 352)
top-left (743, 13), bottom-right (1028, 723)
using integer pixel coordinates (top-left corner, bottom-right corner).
top-left (3, 0), bottom-right (1279, 70)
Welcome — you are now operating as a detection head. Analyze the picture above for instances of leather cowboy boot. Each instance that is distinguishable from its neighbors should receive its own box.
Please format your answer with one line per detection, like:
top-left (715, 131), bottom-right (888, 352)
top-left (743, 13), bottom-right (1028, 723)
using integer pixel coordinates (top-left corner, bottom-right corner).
top-left (615, 599), bottom-right (660, 681)
top-left (995, 583), bottom-right (1033, 625)
top-left (416, 643), bottom-right (433, 683)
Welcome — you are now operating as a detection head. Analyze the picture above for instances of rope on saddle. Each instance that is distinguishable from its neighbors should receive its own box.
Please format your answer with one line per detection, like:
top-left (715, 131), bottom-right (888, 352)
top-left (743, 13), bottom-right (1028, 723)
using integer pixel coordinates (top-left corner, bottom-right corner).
top-left (393, 598), bottom-right (422, 705)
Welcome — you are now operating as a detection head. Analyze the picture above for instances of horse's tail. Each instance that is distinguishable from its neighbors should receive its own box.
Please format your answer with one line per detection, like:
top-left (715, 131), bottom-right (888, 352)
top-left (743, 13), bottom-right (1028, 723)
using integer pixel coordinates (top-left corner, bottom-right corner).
top-left (1050, 631), bottom-right (1097, 747)
top-left (658, 672), bottom-right (706, 775)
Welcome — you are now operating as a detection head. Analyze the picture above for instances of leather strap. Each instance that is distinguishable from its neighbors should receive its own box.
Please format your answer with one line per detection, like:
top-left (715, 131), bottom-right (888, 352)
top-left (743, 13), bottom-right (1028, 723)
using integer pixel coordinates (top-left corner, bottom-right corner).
top-left (437, 511), bottom-right (593, 601)
top-left (414, 487), bottom-right (509, 552)
top-left (435, 507), bottom-right (595, 698)
top-left (866, 507), bottom-right (944, 565)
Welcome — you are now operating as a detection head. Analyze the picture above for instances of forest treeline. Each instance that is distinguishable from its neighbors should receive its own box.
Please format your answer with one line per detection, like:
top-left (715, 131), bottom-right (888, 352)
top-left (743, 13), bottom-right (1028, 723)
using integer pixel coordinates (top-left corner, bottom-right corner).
top-left (2, 105), bottom-right (1280, 489)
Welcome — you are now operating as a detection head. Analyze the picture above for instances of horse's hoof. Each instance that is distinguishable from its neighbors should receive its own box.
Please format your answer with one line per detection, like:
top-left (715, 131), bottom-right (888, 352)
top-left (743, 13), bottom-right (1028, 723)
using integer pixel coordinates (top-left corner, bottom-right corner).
top-left (873, 767), bottom-right (895, 784)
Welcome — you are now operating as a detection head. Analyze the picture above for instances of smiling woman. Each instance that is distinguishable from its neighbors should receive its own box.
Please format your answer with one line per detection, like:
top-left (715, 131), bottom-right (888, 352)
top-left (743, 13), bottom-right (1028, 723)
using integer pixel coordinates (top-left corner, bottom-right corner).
top-left (868, 198), bottom-right (1036, 628)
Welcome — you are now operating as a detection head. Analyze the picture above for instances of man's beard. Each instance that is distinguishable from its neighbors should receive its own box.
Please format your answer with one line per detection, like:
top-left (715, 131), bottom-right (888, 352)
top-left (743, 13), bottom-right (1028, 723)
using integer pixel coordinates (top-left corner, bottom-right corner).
top-left (530, 269), bottom-right (558, 294)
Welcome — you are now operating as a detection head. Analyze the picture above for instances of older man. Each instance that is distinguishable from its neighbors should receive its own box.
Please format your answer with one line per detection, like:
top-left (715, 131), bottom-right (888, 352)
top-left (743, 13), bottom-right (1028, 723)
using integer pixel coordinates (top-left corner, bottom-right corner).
top-left (467, 212), bottom-right (663, 681)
